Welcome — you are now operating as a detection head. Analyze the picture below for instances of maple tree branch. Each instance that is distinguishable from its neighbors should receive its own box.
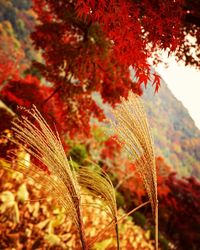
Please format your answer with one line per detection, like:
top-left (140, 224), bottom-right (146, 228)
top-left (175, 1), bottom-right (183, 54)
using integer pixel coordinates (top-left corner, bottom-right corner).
top-left (63, 4), bottom-right (92, 39)
top-left (42, 86), bottom-right (61, 106)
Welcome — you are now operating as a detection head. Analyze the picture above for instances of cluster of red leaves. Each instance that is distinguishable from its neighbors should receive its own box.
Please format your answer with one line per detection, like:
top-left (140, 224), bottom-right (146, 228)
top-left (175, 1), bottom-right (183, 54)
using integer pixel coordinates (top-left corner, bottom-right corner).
top-left (114, 156), bottom-right (171, 205)
top-left (122, 162), bottom-right (146, 204)
top-left (158, 173), bottom-right (200, 249)
top-left (26, 0), bottom-right (187, 137)
top-left (76, 0), bottom-right (184, 60)
top-left (100, 136), bottom-right (121, 160)
top-left (1, 75), bottom-right (46, 108)
top-left (0, 75), bottom-right (105, 139)
top-left (114, 154), bottom-right (200, 250)
top-left (32, 0), bottom-right (180, 94)
top-left (75, 0), bottom-right (184, 87)
top-left (0, 0), bottom-right (188, 138)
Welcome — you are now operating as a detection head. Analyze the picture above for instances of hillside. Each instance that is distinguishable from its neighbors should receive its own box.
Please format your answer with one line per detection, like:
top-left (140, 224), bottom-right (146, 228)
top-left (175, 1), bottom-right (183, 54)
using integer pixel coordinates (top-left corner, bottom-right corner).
top-left (94, 77), bottom-right (200, 178)
top-left (143, 80), bottom-right (200, 178)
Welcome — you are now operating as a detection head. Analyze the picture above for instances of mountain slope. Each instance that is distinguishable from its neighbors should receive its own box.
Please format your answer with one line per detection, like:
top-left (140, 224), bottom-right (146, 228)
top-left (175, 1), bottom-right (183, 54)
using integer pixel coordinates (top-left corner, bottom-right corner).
top-left (94, 77), bottom-right (200, 178)
top-left (143, 80), bottom-right (200, 177)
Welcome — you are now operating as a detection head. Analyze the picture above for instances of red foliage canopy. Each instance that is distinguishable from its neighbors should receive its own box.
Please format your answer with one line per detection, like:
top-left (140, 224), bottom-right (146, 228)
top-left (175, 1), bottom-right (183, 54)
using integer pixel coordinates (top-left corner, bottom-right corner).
top-left (159, 173), bottom-right (200, 249)
top-left (2, 0), bottom-right (199, 138)
top-left (32, 0), bottom-right (185, 93)
top-left (28, 0), bottom-right (188, 136)
top-left (0, 75), bottom-right (103, 138)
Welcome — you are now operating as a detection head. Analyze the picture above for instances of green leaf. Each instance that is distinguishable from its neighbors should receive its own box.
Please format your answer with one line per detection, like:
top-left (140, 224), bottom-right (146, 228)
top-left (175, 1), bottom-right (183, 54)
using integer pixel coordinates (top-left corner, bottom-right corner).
top-left (44, 234), bottom-right (61, 246)
top-left (93, 238), bottom-right (113, 250)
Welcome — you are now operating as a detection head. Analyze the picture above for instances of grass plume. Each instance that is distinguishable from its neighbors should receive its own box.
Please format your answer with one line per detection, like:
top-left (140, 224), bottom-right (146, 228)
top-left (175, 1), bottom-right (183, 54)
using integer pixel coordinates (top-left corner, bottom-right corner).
top-left (3, 105), bottom-right (119, 249)
top-left (77, 164), bottom-right (119, 249)
top-left (9, 105), bottom-right (87, 249)
top-left (109, 91), bottom-right (158, 249)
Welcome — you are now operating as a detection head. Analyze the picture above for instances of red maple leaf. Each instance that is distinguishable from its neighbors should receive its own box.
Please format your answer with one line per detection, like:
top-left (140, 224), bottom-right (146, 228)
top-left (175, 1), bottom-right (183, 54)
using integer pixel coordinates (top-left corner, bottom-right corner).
top-left (152, 72), bottom-right (161, 93)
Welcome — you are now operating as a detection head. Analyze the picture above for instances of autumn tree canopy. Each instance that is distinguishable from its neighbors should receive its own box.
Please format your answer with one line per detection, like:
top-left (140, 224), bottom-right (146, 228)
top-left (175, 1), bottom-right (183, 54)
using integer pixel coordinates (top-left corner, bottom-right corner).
top-left (1, 0), bottom-right (200, 137)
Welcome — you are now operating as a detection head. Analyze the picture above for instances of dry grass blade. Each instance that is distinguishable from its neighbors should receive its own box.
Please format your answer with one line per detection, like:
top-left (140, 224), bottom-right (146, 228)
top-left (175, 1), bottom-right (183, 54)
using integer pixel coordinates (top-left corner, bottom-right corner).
top-left (109, 91), bottom-right (158, 249)
top-left (10, 105), bottom-right (87, 249)
top-left (3, 157), bottom-right (72, 209)
top-left (77, 164), bottom-right (119, 249)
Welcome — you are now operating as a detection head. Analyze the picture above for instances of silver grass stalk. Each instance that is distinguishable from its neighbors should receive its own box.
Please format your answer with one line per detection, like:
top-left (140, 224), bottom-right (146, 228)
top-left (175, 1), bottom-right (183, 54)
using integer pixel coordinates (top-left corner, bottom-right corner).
top-left (10, 105), bottom-right (87, 250)
top-left (5, 105), bottom-right (120, 250)
top-left (77, 164), bottom-right (119, 249)
top-left (109, 91), bottom-right (158, 250)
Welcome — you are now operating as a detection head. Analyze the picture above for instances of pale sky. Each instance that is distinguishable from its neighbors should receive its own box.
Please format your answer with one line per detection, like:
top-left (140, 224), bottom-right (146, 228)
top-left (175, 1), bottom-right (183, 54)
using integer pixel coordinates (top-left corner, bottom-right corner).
top-left (154, 55), bottom-right (200, 130)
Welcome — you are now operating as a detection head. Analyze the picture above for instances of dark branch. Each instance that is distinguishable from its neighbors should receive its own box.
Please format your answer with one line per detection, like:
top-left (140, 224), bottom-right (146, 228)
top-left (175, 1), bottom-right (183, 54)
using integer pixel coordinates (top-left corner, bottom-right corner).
top-left (42, 86), bottom-right (61, 106)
